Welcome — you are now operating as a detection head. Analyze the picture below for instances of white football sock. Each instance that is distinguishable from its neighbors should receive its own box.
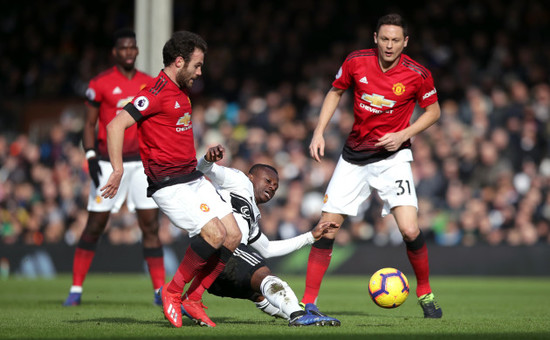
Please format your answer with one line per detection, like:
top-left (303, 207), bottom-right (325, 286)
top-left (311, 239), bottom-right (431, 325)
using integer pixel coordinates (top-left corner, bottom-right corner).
top-left (260, 275), bottom-right (302, 320)
top-left (254, 298), bottom-right (287, 319)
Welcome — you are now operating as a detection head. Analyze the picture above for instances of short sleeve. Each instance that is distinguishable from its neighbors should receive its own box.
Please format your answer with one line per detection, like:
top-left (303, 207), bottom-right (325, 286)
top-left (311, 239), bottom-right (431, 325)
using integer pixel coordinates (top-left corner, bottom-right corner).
top-left (332, 56), bottom-right (353, 90)
top-left (85, 78), bottom-right (101, 107)
top-left (416, 72), bottom-right (438, 108)
top-left (126, 90), bottom-right (161, 122)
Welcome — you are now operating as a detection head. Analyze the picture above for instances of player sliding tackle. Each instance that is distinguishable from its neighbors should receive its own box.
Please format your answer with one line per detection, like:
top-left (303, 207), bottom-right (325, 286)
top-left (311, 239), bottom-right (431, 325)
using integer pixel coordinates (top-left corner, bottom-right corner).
top-left (178, 144), bottom-right (341, 327)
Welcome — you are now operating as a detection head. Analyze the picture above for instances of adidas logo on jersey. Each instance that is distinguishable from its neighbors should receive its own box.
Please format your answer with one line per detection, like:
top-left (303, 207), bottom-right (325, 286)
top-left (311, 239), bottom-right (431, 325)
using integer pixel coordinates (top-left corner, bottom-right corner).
top-left (360, 76), bottom-right (368, 84)
top-left (174, 101), bottom-right (180, 109)
top-left (112, 86), bottom-right (122, 94)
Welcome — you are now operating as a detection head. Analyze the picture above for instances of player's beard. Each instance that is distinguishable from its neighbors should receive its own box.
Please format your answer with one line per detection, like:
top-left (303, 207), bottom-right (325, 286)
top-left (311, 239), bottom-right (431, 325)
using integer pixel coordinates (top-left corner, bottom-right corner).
top-left (176, 67), bottom-right (194, 89)
top-left (121, 62), bottom-right (135, 72)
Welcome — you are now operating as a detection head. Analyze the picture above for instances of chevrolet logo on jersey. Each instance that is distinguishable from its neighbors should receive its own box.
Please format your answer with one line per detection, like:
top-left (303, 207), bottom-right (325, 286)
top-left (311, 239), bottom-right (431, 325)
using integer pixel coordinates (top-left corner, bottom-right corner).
top-left (176, 113), bottom-right (191, 126)
top-left (361, 93), bottom-right (396, 109)
top-left (116, 96), bottom-right (134, 109)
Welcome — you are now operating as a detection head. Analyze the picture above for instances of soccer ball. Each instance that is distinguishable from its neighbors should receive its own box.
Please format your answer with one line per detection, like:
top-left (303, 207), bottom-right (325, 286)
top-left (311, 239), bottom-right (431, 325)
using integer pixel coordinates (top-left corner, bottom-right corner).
top-left (368, 267), bottom-right (409, 308)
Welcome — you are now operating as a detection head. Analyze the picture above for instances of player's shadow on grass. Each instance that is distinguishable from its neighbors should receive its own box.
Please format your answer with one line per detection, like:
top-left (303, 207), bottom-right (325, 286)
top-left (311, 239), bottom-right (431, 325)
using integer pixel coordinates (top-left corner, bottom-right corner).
top-left (215, 318), bottom-right (284, 326)
top-left (49, 299), bottom-right (151, 307)
top-left (66, 317), bottom-right (166, 326)
top-left (331, 310), bottom-right (421, 319)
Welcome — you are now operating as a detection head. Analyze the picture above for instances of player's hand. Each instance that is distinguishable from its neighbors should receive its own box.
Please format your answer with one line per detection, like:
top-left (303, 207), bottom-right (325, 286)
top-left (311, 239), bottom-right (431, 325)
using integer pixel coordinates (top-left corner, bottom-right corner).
top-left (100, 170), bottom-right (123, 199)
top-left (87, 157), bottom-right (102, 188)
top-left (309, 133), bottom-right (325, 162)
top-left (204, 144), bottom-right (225, 162)
top-left (311, 221), bottom-right (340, 241)
top-left (375, 131), bottom-right (406, 152)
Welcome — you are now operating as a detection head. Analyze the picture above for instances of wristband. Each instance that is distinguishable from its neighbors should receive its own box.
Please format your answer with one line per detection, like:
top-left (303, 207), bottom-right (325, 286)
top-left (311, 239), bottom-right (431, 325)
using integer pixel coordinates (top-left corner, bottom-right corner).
top-left (85, 150), bottom-right (97, 160)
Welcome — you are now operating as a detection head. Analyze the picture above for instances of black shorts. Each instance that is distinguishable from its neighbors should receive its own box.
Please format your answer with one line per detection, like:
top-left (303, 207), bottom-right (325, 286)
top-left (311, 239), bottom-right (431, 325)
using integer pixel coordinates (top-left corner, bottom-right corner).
top-left (207, 244), bottom-right (267, 301)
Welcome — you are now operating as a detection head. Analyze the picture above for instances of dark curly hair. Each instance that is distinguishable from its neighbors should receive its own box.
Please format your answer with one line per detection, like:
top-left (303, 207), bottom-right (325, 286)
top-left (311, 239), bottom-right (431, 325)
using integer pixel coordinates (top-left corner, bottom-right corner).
top-left (162, 31), bottom-right (207, 67)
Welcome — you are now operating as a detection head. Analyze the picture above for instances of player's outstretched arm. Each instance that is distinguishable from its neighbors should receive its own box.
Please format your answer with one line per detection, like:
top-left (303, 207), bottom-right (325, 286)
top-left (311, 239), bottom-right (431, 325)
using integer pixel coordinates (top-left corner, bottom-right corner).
top-left (250, 222), bottom-right (339, 259)
top-left (100, 109), bottom-right (135, 199)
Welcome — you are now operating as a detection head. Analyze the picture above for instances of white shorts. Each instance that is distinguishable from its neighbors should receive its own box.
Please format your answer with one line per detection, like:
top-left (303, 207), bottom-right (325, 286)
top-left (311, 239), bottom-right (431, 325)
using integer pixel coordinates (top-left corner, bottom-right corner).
top-left (151, 177), bottom-right (233, 237)
top-left (87, 160), bottom-right (157, 213)
top-left (323, 149), bottom-right (417, 217)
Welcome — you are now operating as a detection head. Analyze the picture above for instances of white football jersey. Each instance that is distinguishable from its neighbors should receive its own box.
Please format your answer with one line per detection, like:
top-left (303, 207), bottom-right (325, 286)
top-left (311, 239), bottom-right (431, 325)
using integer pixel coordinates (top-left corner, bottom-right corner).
top-left (197, 158), bottom-right (262, 244)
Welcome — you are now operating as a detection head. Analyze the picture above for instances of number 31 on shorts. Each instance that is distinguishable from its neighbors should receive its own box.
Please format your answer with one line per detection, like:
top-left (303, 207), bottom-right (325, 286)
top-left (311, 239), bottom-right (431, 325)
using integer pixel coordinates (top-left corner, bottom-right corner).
top-left (395, 180), bottom-right (411, 196)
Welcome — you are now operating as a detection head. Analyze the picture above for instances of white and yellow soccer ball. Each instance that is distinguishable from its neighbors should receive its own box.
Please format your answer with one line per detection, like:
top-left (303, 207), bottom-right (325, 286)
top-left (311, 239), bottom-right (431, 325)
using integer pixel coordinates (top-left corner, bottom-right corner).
top-left (368, 267), bottom-right (409, 308)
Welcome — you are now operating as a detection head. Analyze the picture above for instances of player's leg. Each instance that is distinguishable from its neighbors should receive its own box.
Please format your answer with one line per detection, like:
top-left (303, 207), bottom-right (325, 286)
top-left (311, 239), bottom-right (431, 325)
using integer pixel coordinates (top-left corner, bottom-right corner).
top-left (301, 212), bottom-right (344, 305)
top-left (129, 161), bottom-right (165, 304)
top-left (136, 208), bottom-right (165, 304)
top-left (159, 218), bottom-right (224, 327)
top-left (252, 267), bottom-right (294, 319)
top-left (392, 206), bottom-right (442, 318)
top-left (185, 212), bottom-right (240, 301)
top-left (180, 212), bottom-right (240, 327)
top-left (375, 153), bottom-right (441, 318)
top-left (63, 159), bottom-right (123, 306)
top-left (153, 178), bottom-right (238, 327)
top-left (254, 267), bottom-right (339, 326)
top-left (63, 211), bottom-right (110, 306)
top-left (302, 156), bottom-right (371, 307)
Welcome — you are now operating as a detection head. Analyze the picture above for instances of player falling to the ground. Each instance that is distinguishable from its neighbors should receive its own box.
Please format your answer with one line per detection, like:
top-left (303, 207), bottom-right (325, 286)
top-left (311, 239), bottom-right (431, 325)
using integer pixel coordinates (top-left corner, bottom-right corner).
top-left (101, 31), bottom-right (242, 328)
top-left (178, 144), bottom-right (340, 327)
top-left (63, 29), bottom-right (164, 307)
top-left (302, 13), bottom-right (443, 319)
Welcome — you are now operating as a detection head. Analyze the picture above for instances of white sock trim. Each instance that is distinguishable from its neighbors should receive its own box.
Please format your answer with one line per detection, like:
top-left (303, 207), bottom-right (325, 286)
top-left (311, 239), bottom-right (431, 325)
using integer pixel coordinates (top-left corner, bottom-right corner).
top-left (70, 286), bottom-right (83, 294)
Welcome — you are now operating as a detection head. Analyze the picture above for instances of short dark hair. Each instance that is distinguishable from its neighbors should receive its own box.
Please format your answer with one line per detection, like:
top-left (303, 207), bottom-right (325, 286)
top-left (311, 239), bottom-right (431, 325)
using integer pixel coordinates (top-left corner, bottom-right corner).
top-left (113, 28), bottom-right (136, 46)
top-left (248, 164), bottom-right (278, 176)
top-left (162, 31), bottom-right (207, 66)
top-left (376, 13), bottom-right (408, 37)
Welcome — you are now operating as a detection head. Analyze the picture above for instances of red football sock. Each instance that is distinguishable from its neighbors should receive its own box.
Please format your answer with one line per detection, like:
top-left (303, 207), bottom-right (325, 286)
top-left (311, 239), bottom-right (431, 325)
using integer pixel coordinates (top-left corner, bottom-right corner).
top-left (185, 256), bottom-right (219, 301)
top-left (167, 246), bottom-right (208, 294)
top-left (407, 243), bottom-right (432, 297)
top-left (166, 236), bottom-right (217, 295)
top-left (302, 246), bottom-right (333, 304)
top-left (72, 248), bottom-right (95, 286)
top-left (145, 255), bottom-right (165, 290)
top-left (186, 247), bottom-right (232, 301)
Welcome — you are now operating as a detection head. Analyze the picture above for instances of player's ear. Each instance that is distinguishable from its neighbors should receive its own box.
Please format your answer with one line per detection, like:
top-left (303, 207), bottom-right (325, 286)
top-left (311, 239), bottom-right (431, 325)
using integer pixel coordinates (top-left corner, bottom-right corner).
top-left (403, 36), bottom-right (409, 48)
top-left (247, 173), bottom-right (254, 183)
top-left (373, 32), bottom-right (378, 45)
top-left (175, 56), bottom-right (185, 69)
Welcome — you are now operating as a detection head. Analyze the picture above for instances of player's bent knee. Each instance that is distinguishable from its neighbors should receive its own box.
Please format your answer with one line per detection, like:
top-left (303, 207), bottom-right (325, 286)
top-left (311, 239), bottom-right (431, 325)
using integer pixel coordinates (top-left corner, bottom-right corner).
top-left (400, 227), bottom-right (420, 242)
top-left (201, 218), bottom-right (227, 248)
top-left (220, 214), bottom-right (242, 248)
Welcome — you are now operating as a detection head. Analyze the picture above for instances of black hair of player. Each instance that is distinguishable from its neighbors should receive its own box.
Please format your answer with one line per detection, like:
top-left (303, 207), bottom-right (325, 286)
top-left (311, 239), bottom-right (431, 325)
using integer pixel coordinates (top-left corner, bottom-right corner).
top-left (376, 13), bottom-right (408, 37)
top-left (248, 164), bottom-right (278, 176)
top-left (113, 28), bottom-right (136, 46)
top-left (162, 31), bottom-right (208, 67)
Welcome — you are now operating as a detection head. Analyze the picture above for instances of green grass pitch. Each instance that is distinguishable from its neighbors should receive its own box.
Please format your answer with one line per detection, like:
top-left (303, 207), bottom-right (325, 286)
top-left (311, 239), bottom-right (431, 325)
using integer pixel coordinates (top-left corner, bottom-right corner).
top-left (1, 274), bottom-right (549, 339)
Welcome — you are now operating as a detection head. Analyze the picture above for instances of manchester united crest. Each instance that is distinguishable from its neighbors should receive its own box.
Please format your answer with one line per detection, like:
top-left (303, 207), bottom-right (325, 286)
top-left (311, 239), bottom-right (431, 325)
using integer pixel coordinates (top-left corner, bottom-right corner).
top-left (392, 83), bottom-right (406, 96)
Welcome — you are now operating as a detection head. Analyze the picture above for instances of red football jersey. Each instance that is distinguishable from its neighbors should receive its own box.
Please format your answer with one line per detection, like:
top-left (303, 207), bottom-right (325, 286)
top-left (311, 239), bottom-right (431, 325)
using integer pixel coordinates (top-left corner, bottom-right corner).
top-left (86, 66), bottom-right (152, 159)
top-left (125, 70), bottom-right (199, 186)
top-left (333, 48), bottom-right (438, 164)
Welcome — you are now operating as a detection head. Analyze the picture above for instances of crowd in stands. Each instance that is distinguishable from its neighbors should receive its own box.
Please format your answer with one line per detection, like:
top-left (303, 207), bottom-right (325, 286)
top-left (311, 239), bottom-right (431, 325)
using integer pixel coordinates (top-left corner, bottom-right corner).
top-left (1, 0), bottom-right (549, 248)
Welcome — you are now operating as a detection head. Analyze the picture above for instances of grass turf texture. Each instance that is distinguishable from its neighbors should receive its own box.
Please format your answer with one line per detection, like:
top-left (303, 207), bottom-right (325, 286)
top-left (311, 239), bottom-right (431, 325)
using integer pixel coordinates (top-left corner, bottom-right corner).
top-left (1, 274), bottom-right (549, 339)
